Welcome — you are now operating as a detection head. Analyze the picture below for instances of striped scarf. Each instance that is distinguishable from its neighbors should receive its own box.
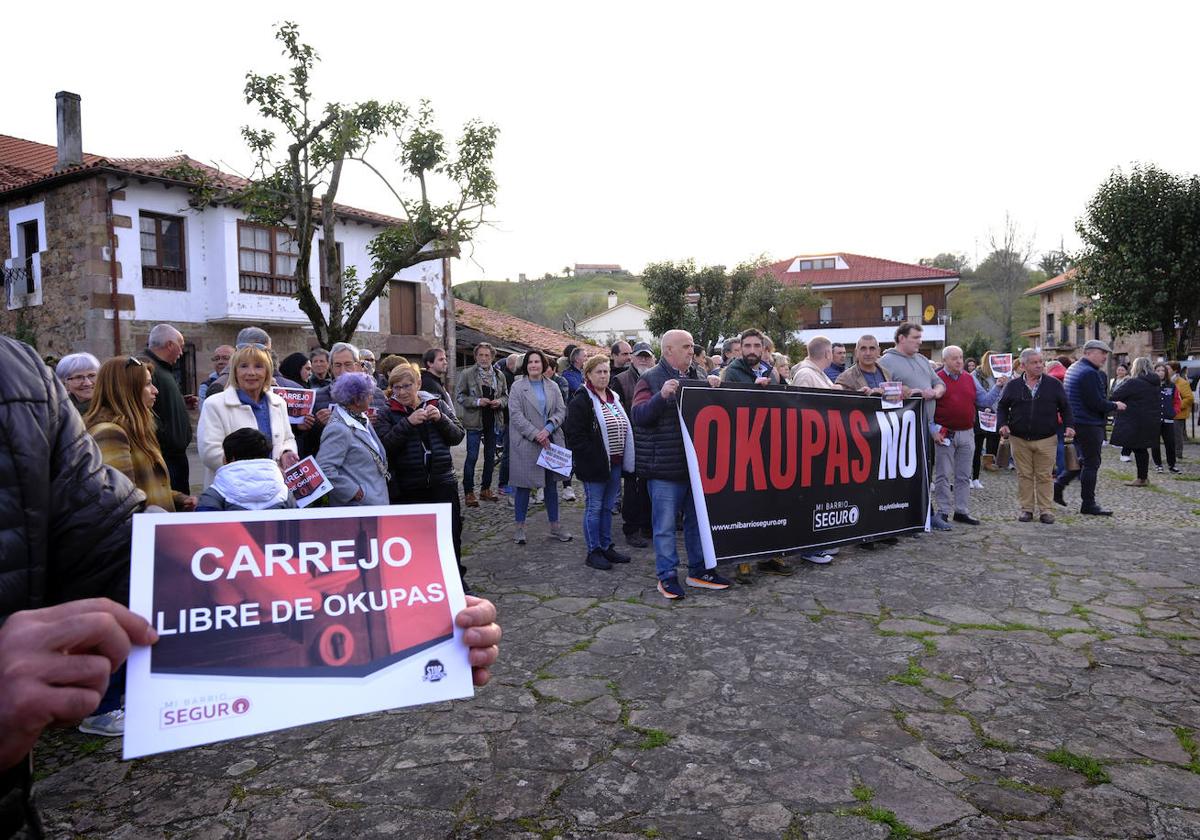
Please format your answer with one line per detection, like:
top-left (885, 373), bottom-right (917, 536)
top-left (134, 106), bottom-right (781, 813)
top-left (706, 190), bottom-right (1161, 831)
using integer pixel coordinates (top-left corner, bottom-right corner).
top-left (588, 383), bottom-right (626, 462)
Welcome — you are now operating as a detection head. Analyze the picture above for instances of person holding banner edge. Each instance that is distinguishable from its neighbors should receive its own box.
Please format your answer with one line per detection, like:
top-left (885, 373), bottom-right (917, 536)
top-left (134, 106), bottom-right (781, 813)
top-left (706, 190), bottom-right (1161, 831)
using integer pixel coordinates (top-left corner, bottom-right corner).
top-left (564, 355), bottom-right (635, 571)
top-left (632, 329), bottom-right (733, 599)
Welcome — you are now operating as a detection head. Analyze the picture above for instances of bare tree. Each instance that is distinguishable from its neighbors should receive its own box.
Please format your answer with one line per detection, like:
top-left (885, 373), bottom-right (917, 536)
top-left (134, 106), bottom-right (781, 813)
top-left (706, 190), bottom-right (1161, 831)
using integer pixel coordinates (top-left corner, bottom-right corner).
top-left (975, 213), bottom-right (1035, 349)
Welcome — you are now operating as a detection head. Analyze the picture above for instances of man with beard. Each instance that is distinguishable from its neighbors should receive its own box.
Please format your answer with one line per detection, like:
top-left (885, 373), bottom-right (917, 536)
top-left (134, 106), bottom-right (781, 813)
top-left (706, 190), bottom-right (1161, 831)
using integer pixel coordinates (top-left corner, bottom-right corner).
top-left (609, 340), bottom-right (633, 378)
top-left (612, 342), bottom-right (656, 547)
top-left (719, 329), bottom-right (779, 386)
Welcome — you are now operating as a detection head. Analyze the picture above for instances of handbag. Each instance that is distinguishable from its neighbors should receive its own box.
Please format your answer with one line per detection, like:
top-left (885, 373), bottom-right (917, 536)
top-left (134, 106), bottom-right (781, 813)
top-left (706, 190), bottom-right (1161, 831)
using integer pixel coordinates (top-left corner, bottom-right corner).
top-left (995, 437), bottom-right (1012, 469)
top-left (1063, 440), bottom-right (1080, 472)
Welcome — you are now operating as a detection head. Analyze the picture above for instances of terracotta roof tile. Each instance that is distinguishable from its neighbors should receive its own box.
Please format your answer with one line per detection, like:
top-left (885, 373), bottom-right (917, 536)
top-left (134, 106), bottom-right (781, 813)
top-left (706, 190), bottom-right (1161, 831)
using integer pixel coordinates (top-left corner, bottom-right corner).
top-left (0, 133), bottom-right (406, 227)
top-left (764, 252), bottom-right (959, 287)
top-left (453, 299), bottom-right (603, 358)
top-left (1024, 268), bottom-right (1077, 296)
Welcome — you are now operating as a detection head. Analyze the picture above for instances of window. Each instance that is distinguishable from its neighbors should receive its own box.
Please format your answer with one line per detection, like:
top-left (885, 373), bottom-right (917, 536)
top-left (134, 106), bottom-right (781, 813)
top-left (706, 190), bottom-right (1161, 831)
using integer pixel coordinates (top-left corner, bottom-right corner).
top-left (1046, 312), bottom-right (1055, 335)
top-left (907, 294), bottom-right (923, 323)
top-left (238, 221), bottom-right (299, 296)
top-left (318, 241), bottom-right (345, 302)
top-left (19, 221), bottom-right (38, 294)
top-left (140, 213), bottom-right (186, 290)
top-left (1060, 321), bottom-right (1069, 345)
top-left (799, 260), bottom-right (812, 270)
top-left (797, 258), bottom-right (835, 271)
top-left (1076, 320), bottom-right (1086, 347)
top-left (881, 294), bottom-right (906, 322)
top-left (818, 300), bottom-right (833, 324)
top-left (389, 281), bottom-right (418, 335)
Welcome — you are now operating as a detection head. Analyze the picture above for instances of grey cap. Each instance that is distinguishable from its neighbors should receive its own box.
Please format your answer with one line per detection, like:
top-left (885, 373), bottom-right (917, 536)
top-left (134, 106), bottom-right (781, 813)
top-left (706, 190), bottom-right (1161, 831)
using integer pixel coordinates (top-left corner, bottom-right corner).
top-left (632, 342), bottom-right (654, 356)
top-left (1082, 339), bottom-right (1112, 353)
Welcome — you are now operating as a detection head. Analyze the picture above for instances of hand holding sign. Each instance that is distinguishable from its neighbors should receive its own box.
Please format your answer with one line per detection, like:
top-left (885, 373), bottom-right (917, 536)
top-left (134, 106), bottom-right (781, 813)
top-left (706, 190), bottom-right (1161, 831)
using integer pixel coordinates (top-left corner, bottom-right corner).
top-left (990, 353), bottom-right (1013, 377)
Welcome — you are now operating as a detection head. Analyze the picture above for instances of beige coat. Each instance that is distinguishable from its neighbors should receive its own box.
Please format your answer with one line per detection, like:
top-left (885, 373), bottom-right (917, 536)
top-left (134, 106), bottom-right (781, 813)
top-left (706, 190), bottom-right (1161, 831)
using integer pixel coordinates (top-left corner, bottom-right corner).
top-left (790, 358), bottom-right (835, 389)
top-left (197, 387), bottom-right (297, 484)
top-left (507, 376), bottom-right (566, 489)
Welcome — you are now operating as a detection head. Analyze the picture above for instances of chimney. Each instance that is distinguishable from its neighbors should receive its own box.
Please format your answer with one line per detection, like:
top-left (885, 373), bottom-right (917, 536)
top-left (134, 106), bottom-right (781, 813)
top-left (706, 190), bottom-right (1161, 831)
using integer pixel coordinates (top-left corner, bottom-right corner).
top-left (607, 290), bottom-right (618, 309)
top-left (54, 91), bottom-right (83, 172)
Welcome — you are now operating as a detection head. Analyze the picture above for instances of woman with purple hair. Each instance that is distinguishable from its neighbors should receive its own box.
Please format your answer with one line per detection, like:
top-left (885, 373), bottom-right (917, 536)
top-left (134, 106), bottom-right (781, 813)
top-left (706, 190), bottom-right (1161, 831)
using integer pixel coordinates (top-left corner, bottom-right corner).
top-left (316, 371), bottom-right (390, 506)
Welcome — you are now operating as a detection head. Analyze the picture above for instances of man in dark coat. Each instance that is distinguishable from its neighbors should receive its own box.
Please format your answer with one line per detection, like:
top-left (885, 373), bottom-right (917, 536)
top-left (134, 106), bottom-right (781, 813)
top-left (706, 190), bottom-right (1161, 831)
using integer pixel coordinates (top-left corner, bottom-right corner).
top-left (719, 329), bottom-right (779, 386)
top-left (0, 336), bottom-right (156, 837)
top-left (1055, 340), bottom-right (1127, 515)
top-left (612, 342), bottom-right (656, 547)
top-left (141, 323), bottom-right (196, 494)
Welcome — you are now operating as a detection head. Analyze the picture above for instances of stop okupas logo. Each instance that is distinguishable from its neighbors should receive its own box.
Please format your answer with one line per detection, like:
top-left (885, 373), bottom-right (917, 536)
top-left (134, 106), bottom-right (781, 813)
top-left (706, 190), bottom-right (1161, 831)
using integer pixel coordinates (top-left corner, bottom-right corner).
top-left (161, 696), bottom-right (252, 728)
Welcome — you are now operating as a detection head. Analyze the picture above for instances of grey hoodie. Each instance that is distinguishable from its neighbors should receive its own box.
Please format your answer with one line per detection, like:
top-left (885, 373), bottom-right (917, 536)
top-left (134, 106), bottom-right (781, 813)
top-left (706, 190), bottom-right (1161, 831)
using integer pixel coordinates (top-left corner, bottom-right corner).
top-left (880, 348), bottom-right (940, 420)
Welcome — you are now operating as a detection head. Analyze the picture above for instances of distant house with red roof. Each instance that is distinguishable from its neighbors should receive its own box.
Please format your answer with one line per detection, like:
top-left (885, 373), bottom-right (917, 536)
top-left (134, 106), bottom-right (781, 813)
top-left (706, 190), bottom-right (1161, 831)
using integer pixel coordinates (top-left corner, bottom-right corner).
top-left (763, 252), bottom-right (960, 354)
top-left (452, 299), bottom-right (603, 364)
top-left (1, 92), bottom-right (448, 389)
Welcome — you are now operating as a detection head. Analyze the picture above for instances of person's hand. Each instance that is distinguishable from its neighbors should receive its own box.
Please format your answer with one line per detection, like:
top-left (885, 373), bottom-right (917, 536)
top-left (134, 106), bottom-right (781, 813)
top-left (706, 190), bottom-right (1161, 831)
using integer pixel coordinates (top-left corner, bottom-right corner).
top-left (755, 376), bottom-right (771, 387)
top-left (279, 451), bottom-right (299, 470)
top-left (534, 429), bottom-right (550, 446)
top-left (999, 425), bottom-right (1010, 438)
top-left (0, 599), bottom-right (157, 769)
top-left (996, 375), bottom-right (1010, 387)
top-left (456, 596), bottom-right (501, 687)
top-left (859, 386), bottom-right (872, 395)
top-left (425, 405), bottom-right (442, 423)
top-left (184, 395), bottom-right (199, 410)
top-left (298, 414), bottom-right (316, 431)
top-left (408, 407), bottom-right (427, 426)
top-left (921, 388), bottom-right (938, 399)
top-left (707, 375), bottom-right (722, 387)
top-left (1064, 427), bottom-right (1076, 440)
top-left (660, 379), bottom-right (680, 399)
top-left (316, 408), bottom-right (332, 426)
top-left (353, 487), bottom-right (364, 502)
top-left (180, 495), bottom-right (198, 512)
top-left (1114, 401), bottom-right (1127, 411)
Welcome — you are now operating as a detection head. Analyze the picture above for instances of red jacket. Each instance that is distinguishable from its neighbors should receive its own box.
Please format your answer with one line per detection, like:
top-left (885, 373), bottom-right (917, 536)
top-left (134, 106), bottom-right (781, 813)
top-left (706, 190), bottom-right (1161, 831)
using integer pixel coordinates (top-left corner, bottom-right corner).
top-left (935, 370), bottom-right (977, 432)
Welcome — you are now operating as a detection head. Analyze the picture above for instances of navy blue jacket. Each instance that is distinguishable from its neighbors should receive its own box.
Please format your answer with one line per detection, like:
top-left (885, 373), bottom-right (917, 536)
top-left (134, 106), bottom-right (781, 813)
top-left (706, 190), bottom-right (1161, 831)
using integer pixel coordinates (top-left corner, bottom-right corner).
top-left (631, 359), bottom-right (710, 482)
top-left (1065, 358), bottom-right (1115, 426)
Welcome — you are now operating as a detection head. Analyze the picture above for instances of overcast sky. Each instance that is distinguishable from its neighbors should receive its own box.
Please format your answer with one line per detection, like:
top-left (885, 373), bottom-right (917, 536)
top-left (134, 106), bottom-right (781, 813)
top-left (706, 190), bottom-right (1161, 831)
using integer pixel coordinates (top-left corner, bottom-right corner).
top-left (7, 1), bottom-right (1198, 283)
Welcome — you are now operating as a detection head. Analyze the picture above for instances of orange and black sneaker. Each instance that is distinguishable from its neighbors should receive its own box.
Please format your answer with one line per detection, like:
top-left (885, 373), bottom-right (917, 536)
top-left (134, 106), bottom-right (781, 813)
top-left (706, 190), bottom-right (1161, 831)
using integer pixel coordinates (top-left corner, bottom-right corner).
top-left (658, 577), bottom-right (686, 600)
top-left (686, 571), bottom-right (732, 590)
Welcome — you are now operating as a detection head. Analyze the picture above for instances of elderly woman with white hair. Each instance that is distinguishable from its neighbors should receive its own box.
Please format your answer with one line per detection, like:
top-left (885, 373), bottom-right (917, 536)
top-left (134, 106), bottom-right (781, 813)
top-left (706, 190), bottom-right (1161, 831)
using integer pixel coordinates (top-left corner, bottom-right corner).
top-left (317, 371), bottom-right (390, 506)
top-left (55, 352), bottom-right (102, 414)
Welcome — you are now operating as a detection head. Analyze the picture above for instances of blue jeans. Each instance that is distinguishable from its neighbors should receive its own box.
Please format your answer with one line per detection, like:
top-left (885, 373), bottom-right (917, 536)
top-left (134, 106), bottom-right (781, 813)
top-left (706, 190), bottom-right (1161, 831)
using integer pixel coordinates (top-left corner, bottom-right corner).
top-left (463, 428), bottom-right (497, 493)
top-left (583, 465), bottom-right (622, 551)
top-left (648, 479), bottom-right (706, 581)
top-left (1055, 427), bottom-right (1065, 477)
top-left (514, 470), bottom-right (561, 523)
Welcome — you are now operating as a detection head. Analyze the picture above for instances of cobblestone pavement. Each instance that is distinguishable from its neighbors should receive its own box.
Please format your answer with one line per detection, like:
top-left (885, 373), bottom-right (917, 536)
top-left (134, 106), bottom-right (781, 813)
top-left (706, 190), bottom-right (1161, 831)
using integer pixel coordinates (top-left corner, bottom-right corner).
top-left (30, 441), bottom-right (1200, 838)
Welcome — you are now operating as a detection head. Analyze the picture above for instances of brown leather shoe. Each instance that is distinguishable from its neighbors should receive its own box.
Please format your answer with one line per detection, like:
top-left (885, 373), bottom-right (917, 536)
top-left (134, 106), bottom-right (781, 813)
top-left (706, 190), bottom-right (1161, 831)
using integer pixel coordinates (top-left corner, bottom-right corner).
top-left (1124, 478), bottom-right (1148, 487)
top-left (1039, 512), bottom-right (1055, 524)
top-left (464, 491), bottom-right (479, 507)
top-left (1017, 511), bottom-right (1034, 522)
top-left (479, 489), bottom-right (499, 502)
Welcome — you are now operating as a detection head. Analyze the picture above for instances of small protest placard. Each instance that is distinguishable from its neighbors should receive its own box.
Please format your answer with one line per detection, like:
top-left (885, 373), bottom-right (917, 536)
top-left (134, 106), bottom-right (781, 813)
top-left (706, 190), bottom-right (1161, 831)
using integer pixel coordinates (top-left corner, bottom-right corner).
top-left (276, 387), bottom-right (316, 425)
top-left (881, 380), bottom-right (904, 410)
top-left (283, 456), bottom-right (333, 508)
top-left (123, 504), bottom-right (471, 759)
top-left (990, 353), bottom-right (1013, 377)
top-left (978, 410), bottom-right (998, 433)
top-left (536, 442), bottom-right (573, 477)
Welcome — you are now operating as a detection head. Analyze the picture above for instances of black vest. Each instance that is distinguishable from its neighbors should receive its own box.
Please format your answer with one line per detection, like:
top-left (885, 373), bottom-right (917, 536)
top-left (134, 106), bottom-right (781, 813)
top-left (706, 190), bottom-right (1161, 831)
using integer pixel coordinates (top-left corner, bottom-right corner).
top-left (632, 359), bottom-right (709, 482)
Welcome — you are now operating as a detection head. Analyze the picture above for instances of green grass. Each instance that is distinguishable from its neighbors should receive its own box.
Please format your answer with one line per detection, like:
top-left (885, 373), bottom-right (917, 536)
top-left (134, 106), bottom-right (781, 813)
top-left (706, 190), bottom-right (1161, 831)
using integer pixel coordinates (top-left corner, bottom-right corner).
top-left (633, 727), bottom-right (673, 750)
top-left (1173, 727), bottom-right (1200, 774)
top-left (1045, 747), bottom-right (1110, 784)
top-left (997, 777), bottom-right (1064, 798)
top-left (889, 658), bottom-right (930, 687)
top-left (852, 783), bottom-right (875, 802)
top-left (568, 639), bottom-right (593, 653)
top-left (76, 738), bottom-right (107, 756)
top-left (837, 805), bottom-right (914, 839)
top-left (454, 275), bottom-right (649, 331)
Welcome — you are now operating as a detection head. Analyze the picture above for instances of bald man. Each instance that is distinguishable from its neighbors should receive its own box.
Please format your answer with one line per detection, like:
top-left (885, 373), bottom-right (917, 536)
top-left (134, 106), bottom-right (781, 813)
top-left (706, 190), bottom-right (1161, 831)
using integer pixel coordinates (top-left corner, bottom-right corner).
top-left (631, 329), bottom-right (732, 599)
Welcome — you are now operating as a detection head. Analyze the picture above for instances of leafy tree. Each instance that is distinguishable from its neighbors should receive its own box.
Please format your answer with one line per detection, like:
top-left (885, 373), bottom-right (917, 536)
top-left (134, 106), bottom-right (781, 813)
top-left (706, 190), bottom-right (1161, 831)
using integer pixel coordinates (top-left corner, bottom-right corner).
top-left (972, 214), bottom-right (1034, 351)
top-left (1037, 245), bottom-right (1072, 279)
top-left (179, 22), bottom-right (498, 347)
top-left (1074, 163), bottom-right (1200, 359)
top-left (512, 276), bottom-right (546, 325)
top-left (642, 259), bottom-right (758, 353)
top-left (732, 272), bottom-right (822, 359)
top-left (959, 334), bottom-right (991, 363)
top-left (920, 252), bottom-right (971, 273)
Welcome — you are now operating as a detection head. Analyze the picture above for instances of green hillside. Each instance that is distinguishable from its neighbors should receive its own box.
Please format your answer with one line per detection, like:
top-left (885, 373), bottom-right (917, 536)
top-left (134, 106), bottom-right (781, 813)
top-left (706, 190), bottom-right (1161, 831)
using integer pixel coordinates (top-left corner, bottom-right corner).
top-left (453, 276), bottom-right (648, 330)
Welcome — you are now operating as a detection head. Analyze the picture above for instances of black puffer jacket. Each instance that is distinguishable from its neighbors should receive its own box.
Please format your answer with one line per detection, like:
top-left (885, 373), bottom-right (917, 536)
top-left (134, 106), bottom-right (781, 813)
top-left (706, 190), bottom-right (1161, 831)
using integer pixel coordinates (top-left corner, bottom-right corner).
top-left (563, 390), bottom-right (616, 482)
top-left (375, 398), bottom-right (465, 495)
top-left (0, 336), bottom-right (144, 836)
top-left (631, 359), bottom-right (710, 482)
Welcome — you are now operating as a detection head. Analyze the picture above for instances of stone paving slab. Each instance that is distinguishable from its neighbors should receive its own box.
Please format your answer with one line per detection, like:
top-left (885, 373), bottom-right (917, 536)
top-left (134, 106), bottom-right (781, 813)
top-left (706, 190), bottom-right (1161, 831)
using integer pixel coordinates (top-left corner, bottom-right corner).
top-left (25, 441), bottom-right (1200, 838)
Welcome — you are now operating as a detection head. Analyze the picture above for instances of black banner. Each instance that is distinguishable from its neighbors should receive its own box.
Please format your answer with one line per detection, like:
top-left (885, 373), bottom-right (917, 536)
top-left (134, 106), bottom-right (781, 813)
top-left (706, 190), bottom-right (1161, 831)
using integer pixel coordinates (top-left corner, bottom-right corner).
top-left (679, 385), bottom-right (929, 564)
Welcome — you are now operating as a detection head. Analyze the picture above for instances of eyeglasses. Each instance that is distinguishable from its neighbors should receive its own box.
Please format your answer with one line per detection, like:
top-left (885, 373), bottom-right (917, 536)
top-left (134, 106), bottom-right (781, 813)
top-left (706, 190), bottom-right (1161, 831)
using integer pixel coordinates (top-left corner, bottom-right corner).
top-left (126, 356), bottom-right (144, 368)
top-left (236, 342), bottom-right (267, 350)
top-left (66, 372), bottom-right (98, 383)
top-left (211, 354), bottom-right (231, 362)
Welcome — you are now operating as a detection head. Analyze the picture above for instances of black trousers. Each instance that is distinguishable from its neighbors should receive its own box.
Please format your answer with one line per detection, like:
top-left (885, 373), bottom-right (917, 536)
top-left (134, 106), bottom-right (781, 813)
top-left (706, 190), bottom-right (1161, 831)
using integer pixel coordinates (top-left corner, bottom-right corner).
top-left (1151, 423), bottom-right (1176, 469)
top-left (164, 449), bottom-right (190, 495)
top-left (392, 482), bottom-right (465, 579)
top-left (972, 428), bottom-right (1000, 479)
top-left (621, 473), bottom-right (652, 537)
top-left (1055, 424), bottom-right (1105, 507)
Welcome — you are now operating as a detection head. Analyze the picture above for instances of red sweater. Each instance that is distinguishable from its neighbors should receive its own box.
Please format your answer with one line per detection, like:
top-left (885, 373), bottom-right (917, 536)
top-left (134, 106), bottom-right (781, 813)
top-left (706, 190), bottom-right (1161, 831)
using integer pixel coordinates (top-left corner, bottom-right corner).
top-left (935, 370), bottom-right (977, 431)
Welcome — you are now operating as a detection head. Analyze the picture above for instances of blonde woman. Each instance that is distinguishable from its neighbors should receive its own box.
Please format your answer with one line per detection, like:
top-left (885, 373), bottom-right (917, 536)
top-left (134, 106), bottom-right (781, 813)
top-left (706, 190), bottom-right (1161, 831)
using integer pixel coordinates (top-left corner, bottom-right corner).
top-left (972, 351), bottom-right (1002, 480)
top-left (197, 345), bottom-right (297, 484)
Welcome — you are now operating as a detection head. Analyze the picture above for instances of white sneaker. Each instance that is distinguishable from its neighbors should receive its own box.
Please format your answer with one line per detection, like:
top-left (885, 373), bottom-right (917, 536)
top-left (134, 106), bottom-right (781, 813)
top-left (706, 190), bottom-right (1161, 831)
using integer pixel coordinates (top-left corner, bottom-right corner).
top-left (562, 486), bottom-right (576, 502)
top-left (1119, 455), bottom-right (1131, 462)
top-left (79, 709), bottom-right (125, 737)
top-left (970, 478), bottom-right (984, 489)
top-left (800, 553), bottom-right (833, 565)
top-left (533, 488), bottom-right (544, 505)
